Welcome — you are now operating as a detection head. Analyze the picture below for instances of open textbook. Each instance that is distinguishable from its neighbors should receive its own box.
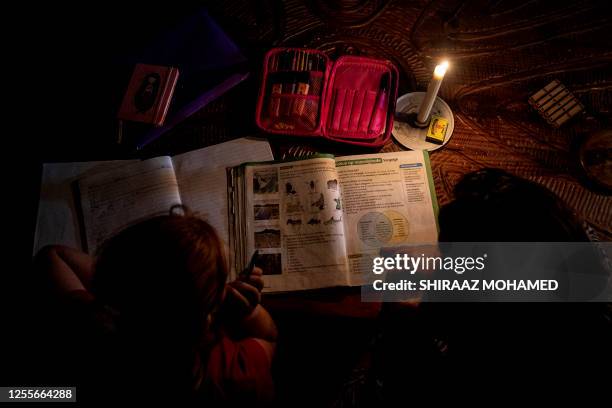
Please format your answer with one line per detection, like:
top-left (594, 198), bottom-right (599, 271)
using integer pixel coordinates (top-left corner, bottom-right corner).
top-left (228, 151), bottom-right (439, 292)
top-left (33, 138), bottom-right (273, 255)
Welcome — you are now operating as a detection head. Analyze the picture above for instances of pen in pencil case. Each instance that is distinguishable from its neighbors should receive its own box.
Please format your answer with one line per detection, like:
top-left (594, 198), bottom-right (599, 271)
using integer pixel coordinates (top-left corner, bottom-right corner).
top-left (309, 55), bottom-right (323, 96)
top-left (281, 51), bottom-right (296, 116)
top-left (368, 73), bottom-right (389, 134)
top-left (287, 51), bottom-right (298, 115)
top-left (289, 50), bottom-right (297, 93)
top-left (269, 54), bottom-right (282, 118)
top-left (270, 54), bottom-right (297, 130)
top-left (293, 54), bottom-right (311, 116)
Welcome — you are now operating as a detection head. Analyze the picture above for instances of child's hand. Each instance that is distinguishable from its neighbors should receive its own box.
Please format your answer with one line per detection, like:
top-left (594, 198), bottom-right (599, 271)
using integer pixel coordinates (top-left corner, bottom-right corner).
top-left (224, 267), bottom-right (264, 319)
top-left (220, 267), bottom-right (277, 343)
top-left (238, 266), bottom-right (264, 292)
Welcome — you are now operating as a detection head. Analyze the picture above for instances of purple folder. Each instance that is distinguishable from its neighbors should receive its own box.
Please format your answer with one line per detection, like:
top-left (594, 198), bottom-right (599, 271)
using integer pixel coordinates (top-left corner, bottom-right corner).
top-left (128, 8), bottom-right (249, 150)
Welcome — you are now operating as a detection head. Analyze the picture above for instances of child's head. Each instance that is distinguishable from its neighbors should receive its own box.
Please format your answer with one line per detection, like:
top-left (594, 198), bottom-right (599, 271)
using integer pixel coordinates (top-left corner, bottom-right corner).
top-left (91, 209), bottom-right (228, 395)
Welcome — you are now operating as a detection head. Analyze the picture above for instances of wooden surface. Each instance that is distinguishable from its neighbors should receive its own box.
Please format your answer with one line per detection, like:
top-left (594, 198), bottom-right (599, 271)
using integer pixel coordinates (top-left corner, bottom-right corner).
top-left (150, 0), bottom-right (610, 239)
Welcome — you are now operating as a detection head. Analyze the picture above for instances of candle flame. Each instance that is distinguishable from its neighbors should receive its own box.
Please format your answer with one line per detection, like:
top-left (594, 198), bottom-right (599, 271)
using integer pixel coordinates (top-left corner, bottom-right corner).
top-left (434, 61), bottom-right (449, 78)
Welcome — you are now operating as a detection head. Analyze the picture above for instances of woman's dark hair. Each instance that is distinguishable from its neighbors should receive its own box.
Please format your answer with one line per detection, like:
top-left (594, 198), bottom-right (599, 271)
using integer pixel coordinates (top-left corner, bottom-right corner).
top-left (438, 168), bottom-right (589, 242)
top-left (90, 210), bottom-right (228, 400)
top-left (420, 170), bottom-right (610, 379)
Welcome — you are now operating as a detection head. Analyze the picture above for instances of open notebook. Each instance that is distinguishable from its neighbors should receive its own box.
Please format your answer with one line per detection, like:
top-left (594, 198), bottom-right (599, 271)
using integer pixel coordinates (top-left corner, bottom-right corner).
top-left (33, 138), bottom-right (273, 255)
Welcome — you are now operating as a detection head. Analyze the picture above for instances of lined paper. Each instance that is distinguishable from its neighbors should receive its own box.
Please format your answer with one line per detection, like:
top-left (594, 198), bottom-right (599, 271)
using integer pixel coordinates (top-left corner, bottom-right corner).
top-left (78, 156), bottom-right (181, 253)
top-left (172, 137), bottom-right (273, 245)
top-left (33, 160), bottom-right (135, 255)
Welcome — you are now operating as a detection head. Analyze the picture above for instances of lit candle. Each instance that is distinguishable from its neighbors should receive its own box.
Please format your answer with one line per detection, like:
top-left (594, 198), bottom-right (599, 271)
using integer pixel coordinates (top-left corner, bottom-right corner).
top-left (416, 61), bottom-right (449, 126)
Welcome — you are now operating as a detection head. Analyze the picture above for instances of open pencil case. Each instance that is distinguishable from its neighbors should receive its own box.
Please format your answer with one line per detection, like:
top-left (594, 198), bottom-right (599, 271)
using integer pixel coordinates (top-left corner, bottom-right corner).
top-left (255, 47), bottom-right (399, 147)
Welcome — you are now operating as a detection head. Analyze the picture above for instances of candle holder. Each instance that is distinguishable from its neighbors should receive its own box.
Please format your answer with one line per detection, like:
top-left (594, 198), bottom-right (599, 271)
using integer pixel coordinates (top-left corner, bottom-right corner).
top-left (392, 92), bottom-right (455, 151)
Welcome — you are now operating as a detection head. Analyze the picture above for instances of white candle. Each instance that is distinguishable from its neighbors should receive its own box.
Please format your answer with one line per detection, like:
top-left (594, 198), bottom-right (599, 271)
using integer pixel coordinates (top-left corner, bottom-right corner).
top-left (416, 61), bottom-right (449, 125)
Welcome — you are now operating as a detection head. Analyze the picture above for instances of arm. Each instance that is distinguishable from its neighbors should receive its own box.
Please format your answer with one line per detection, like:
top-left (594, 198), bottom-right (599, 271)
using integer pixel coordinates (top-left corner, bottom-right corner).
top-left (225, 296), bottom-right (278, 343)
top-left (236, 305), bottom-right (277, 365)
top-left (34, 245), bottom-right (95, 301)
top-left (222, 267), bottom-right (278, 351)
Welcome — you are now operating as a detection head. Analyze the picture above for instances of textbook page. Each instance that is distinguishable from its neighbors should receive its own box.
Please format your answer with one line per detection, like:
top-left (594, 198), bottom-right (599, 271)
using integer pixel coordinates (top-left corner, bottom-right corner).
top-left (243, 156), bottom-right (349, 292)
top-left (172, 137), bottom-right (273, 246)
top-left (33, 160), bottom-right (136, 255)
top-left (335, 151), bottom-right (438, 285)
top-left (78, 156), bottom-right (181, 253)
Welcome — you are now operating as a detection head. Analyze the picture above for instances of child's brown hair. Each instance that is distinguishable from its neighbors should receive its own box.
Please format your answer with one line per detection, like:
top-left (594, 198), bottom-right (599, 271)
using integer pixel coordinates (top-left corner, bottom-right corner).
top-left (91, 208), bottom-right (228, 398)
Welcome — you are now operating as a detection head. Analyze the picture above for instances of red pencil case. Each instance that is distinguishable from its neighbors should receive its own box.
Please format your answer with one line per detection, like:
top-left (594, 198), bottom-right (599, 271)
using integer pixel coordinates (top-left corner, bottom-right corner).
top-left (255, 48), bottom-right (399, 147)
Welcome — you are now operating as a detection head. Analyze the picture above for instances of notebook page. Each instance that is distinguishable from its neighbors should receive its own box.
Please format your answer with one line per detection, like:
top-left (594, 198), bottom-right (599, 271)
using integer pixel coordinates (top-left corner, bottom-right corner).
top-left (78, 156), bottom-right (181, 253)
top-left (33, 160), bottom-right (136, 255)
top-left (172, 138), bottom-right (273, 246)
